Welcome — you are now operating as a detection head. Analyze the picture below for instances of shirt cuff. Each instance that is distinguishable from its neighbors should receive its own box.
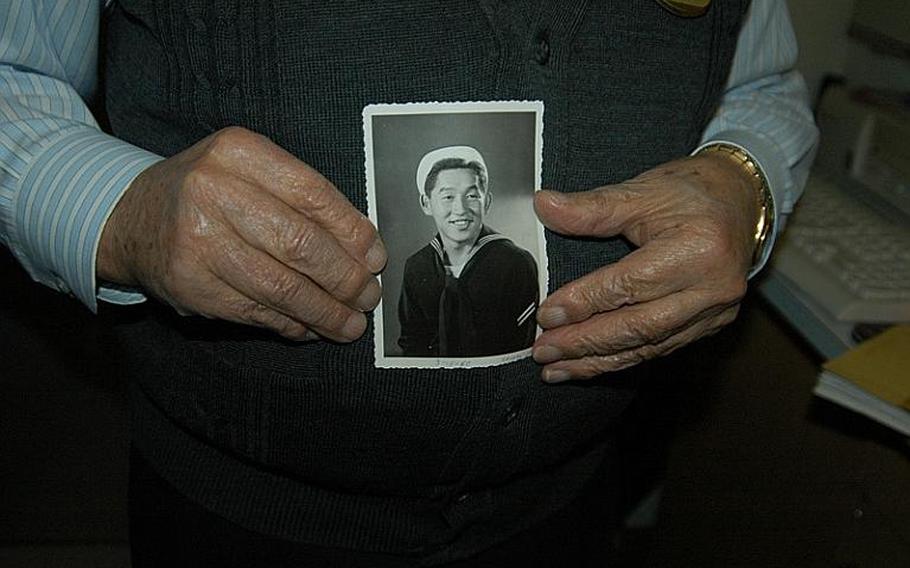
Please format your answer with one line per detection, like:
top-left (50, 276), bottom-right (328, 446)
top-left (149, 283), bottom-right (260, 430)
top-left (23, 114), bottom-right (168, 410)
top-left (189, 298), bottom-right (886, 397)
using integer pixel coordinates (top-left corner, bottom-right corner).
top-left (9, 126), bottom-right (162, 312)
top-left (693, 129), bottom-right (791, 278)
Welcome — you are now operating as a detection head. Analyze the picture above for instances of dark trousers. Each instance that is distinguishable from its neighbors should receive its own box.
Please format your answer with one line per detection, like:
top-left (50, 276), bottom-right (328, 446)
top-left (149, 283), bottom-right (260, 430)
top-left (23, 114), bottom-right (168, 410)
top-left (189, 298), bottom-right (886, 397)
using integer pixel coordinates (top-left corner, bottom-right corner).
top-left (128, 449), bottom-right (618, 567)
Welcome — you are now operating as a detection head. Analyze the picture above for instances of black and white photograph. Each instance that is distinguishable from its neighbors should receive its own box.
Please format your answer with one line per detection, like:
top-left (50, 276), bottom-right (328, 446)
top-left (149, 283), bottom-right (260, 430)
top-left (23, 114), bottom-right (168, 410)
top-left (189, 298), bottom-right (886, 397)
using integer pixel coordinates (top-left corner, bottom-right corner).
top-left (364, 101), bottom-right (547, 369)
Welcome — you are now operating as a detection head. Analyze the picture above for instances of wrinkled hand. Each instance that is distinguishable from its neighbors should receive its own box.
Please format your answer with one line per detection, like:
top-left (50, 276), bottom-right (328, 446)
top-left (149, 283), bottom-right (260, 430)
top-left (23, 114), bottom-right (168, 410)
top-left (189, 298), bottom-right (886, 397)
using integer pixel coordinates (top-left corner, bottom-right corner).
top-left (98, 127), bottom-right (386, 342)
top-left (532, 154), bottom-right (759, 381)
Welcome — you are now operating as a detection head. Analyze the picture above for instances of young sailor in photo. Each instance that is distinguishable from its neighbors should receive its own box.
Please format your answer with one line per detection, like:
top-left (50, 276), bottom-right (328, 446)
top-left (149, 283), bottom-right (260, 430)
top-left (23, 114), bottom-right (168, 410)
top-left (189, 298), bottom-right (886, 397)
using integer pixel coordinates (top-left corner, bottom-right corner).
top-left (398, 146), bottom-right (539, 357)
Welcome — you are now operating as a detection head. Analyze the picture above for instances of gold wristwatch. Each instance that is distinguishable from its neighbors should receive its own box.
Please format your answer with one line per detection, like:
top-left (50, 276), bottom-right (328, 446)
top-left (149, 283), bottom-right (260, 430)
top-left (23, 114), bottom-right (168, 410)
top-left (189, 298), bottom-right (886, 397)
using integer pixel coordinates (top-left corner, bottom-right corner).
top-left (697, 143), bottom-right (775, 272)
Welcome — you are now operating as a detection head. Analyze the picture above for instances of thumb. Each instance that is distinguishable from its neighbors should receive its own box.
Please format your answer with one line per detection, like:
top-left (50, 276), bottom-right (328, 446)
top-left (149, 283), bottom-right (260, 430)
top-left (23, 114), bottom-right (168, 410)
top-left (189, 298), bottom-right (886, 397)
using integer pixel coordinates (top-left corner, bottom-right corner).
top-left (534, 186), bottom-right (644, 238)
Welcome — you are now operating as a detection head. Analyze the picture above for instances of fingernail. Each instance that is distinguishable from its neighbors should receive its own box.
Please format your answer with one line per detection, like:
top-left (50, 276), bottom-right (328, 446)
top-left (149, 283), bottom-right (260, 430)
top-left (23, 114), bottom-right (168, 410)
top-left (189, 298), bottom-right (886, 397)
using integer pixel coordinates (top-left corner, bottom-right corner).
top-left (356, 279), bottom-right (382, 311)
top-left (543, 369), bottom-right (571, 383)
top-left (537, 307), bottom-right (568, 327)
top-left (545, 191), bottom-right (568, 205)
top-left (301, 330), bottom-right (321, 342)
top-left (341, 313), bottom-right (367, 341)
top-left (533, 345), bottom-right (563, 364)
top-left (366, 240), bottom-right (387, 273)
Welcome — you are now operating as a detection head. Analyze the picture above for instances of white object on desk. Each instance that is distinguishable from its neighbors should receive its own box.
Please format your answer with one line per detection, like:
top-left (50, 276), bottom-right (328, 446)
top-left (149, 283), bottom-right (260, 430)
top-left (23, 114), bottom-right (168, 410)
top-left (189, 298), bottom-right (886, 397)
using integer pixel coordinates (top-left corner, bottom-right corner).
top-left (769, 174), bottom-right (910, 324)
top-left (758, 271), bottom-right (856, 360)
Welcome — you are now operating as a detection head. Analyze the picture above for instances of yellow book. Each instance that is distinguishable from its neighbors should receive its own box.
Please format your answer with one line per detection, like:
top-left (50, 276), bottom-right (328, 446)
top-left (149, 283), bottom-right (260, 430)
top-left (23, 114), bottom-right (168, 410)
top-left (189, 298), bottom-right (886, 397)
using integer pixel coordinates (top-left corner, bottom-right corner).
top-left (814, 325), bottom-right (910, 436)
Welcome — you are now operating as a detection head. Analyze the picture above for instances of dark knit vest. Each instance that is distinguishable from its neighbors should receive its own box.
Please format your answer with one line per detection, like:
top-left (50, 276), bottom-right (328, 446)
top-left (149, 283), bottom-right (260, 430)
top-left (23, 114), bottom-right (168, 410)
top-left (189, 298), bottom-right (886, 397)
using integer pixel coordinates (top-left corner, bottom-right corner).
top-left (104, 0), bottom-right (748, 563)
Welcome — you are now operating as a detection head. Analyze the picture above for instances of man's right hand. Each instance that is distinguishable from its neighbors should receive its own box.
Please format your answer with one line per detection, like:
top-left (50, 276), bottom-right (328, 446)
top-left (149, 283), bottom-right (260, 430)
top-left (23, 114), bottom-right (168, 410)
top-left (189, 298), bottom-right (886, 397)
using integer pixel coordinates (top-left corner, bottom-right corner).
top-left (97, 127), bottom-right (386, 342)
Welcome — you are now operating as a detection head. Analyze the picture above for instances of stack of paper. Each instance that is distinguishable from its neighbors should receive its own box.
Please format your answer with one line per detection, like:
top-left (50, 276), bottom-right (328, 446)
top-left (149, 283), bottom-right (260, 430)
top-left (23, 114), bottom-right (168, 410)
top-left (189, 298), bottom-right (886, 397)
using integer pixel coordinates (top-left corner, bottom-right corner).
top-left (813, 324), bottom-right (910, 437)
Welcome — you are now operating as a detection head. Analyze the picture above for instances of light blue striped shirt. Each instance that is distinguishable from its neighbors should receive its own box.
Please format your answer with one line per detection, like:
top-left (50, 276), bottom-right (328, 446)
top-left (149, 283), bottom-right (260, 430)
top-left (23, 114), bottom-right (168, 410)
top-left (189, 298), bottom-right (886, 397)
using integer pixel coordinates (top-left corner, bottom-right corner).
top-left (1, 0), bottom-right (818, 311)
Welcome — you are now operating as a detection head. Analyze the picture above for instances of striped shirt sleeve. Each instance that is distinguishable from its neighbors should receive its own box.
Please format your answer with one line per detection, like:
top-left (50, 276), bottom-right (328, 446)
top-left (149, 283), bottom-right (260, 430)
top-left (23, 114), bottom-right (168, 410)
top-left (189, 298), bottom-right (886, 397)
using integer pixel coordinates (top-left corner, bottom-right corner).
top-left (0, 0), bottom-right (162, 311)
top-left (698, 0), bottom-right (820, 276)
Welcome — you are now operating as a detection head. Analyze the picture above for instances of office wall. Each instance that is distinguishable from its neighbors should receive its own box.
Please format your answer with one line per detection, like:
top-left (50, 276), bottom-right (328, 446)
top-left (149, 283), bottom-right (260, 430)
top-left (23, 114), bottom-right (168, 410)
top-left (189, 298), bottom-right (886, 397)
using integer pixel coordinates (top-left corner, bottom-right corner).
top-left (788, 0), bottom-right (855, 101)
top-left (788, 0), bottom-right (910, 100)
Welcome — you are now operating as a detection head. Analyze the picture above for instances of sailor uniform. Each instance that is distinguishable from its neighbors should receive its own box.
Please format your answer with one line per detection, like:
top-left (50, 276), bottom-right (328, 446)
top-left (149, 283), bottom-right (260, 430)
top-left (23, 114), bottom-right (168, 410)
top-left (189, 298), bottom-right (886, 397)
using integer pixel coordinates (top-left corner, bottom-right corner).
top-left (398, 227), bottom-right (539, 358)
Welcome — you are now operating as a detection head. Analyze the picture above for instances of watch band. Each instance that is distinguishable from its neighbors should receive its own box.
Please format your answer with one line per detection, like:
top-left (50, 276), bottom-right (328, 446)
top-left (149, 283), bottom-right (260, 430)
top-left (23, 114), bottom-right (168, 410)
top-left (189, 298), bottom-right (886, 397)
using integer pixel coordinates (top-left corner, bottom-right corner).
top-left (697, 143), bottom-right (776, 272)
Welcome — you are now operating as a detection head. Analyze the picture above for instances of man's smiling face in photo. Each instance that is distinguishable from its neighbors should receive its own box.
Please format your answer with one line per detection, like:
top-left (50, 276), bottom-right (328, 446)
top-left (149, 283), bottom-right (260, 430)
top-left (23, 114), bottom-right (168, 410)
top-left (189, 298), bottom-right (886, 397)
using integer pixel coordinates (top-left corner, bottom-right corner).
top-left (422, 167), bottom-right (490, 248)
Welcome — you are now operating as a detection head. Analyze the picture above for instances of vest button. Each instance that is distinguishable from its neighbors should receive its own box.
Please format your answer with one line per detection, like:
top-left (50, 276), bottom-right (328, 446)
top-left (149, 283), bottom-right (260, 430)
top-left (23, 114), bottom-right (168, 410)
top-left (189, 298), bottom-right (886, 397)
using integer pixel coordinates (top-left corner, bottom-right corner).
top-left (533, 32), bottom-right (551, 65)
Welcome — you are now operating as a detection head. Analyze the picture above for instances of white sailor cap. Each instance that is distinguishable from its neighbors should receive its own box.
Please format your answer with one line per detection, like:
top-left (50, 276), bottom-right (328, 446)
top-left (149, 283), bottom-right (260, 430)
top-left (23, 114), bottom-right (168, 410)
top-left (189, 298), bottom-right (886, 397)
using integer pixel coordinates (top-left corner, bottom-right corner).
top-left (415, 145), bottom-right (487, 197)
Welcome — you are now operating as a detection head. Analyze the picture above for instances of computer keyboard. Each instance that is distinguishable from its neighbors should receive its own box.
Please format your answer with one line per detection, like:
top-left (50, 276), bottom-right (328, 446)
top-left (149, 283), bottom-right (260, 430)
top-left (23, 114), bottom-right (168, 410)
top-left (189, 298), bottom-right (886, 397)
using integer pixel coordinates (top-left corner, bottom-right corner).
top-left (770, 174), bottom-right (910, 323)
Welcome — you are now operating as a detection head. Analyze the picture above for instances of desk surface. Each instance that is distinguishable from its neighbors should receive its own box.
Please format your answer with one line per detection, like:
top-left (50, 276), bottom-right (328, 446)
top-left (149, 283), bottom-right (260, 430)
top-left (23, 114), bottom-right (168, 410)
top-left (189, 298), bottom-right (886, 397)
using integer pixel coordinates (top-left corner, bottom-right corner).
top-left (646, 297), bottom-right (910, 568)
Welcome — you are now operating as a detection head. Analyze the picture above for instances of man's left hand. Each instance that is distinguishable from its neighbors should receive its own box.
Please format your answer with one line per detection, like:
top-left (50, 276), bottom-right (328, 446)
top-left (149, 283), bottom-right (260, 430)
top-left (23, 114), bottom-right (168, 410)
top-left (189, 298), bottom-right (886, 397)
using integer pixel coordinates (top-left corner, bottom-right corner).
top-left (532, 153), bottom-right (760, 382)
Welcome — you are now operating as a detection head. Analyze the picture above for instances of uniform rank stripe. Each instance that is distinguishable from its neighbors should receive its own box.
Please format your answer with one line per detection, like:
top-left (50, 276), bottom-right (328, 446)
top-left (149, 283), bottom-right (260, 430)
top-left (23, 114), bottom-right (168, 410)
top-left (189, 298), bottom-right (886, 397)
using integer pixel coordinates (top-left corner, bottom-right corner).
top-left (516, 302), bottom-right (536, 327)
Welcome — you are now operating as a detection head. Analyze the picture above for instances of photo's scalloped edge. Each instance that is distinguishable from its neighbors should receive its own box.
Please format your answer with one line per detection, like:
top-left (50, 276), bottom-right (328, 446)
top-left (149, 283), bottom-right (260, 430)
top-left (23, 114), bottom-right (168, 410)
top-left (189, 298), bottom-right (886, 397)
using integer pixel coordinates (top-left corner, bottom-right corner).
top-left (375, 348), bottom-right (534, 370)
top-left (363, 100), bottom-right (545, 113)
